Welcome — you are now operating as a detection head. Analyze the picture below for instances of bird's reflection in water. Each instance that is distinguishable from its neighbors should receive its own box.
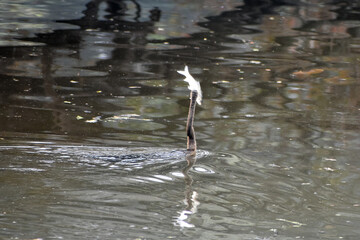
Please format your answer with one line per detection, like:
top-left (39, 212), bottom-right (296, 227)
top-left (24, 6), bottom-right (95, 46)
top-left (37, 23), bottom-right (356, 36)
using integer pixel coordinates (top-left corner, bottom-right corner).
top-left (175, 152), bottom-right (200, 228)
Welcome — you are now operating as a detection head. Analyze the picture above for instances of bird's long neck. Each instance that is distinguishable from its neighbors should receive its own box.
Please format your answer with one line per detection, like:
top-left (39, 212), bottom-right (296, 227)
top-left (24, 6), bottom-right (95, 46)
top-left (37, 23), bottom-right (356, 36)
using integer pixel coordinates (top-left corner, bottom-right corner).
top-left (186, 90), bottom-right (198, 152)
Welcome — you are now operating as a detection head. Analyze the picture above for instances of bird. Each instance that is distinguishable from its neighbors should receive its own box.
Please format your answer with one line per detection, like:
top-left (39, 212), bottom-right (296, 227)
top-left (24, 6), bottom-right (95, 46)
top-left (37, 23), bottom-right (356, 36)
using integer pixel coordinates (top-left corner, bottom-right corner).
top-left (92, 66), bottom-right (204, 165)
top-left (177, 66), bottom-right (202, 153)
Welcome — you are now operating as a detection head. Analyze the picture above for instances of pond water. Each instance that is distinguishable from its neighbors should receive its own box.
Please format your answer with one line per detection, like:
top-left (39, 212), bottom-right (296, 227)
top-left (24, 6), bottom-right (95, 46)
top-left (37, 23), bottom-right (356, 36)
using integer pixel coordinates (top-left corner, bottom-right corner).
top-left (1, 0), bottom-right (360, 239)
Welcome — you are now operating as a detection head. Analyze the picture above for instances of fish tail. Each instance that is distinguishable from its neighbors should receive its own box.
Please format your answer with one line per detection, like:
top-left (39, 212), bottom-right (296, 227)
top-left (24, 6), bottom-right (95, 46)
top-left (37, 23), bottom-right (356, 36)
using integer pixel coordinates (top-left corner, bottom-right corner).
top-left (177, 66), bottom-right (190, 77)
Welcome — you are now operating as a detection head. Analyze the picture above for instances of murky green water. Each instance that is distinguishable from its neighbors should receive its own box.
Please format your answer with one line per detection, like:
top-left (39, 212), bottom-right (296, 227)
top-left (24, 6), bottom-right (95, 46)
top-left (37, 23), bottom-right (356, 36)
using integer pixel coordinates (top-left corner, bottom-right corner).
top-left (1, 1), bottom-right (360, 239)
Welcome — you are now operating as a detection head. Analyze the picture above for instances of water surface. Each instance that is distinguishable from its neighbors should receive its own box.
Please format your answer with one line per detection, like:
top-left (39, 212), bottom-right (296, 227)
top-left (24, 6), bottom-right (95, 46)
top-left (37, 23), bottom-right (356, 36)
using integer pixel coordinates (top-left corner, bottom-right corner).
top-left (1, 1), bottom-right (360, 239)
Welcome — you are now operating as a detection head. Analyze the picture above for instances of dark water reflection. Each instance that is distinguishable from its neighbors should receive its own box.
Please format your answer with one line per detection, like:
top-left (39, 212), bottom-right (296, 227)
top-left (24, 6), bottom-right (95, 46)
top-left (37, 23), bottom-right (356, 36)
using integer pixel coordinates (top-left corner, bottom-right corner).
top-left (1, 0), bottom-right (360, 239)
